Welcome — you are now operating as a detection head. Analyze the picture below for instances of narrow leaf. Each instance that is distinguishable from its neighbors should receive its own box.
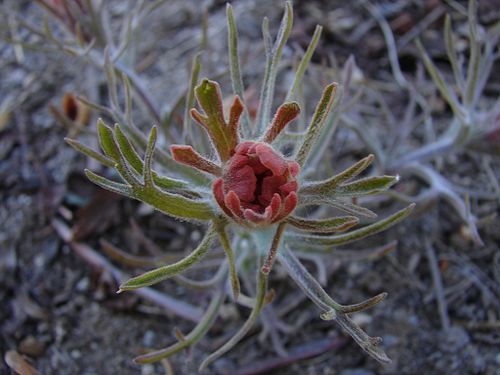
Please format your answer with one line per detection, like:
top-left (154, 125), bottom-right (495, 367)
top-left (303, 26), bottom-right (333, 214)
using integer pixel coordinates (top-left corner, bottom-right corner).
top-left (226, 4), bottom-right (250, 131)
top-left (295, 83), bottom-right (338, 166)
top-left (104, 48), bottom-right (119, 111)
top-left (464, 0), bottom-right (481, 108)
top-left (135, 184), bottom-right (214, 221)
top-left (333, 175), bottom-right (399, 196)
top-left (255, 1), bottom-right (293, 134)
top-left (97, 119), bottom-right (120, 160)
top-left (286, 25), bottom-right (323, 101)
top-left (114, 124), bottom-right (188, 190)
top-left (143, 126), bottom-right (157, 186)
top-left (118, 224), bottom-right (217, 292)
top-left (287, 215), bottom-right (359, 233)
top-left (114, 124), bottom-right (144, 174)
top-left (277, 245), bottom-right (391, 364)
top-left (299, 195), bottom-right (378, 218)
top-left (288, 204), bottom-right (415, 246)
top-left (300, 154), bottom-right (374, 194)
top-left (215, 222), bottom-right (240, 299)
top-left (192, 79), bottom-right (239, 161)
top-left (416, 39), bottom-right (465, 119)
top-left (171, 145), bottom-right (222, 176)
top-left (183, 54), bottom-right (201, 143)
top-left (262, 101), bottom-right (300, 143)
top-left (65, 137), bottom-right (115, 168)
top-left (100, 239), bottom-right (179, 268)
top-left (84, 169), bottom-right (133, 197)
top-left (444, 15), bottom-right (464, 90)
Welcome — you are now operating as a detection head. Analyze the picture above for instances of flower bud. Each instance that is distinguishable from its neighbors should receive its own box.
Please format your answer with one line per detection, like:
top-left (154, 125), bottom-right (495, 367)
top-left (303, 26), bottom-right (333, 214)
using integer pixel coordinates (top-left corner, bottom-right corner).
top-left (213, 141), bottom-right (299, 226)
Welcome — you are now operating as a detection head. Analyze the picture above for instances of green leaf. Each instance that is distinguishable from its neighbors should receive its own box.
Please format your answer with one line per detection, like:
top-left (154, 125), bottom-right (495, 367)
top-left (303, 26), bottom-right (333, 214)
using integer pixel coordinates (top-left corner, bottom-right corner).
top-left (300, 155), bottom-right (374, 194)
top-left (416, 39), bottom-right (465, 119)
top-left (277, 245), bottom-right (391, 364)
top-left (288, 204), bottom-right (415, 246)
top-left (255, 1), bottom-right (293, 134)
top-left (304, 86), bottom-right (344, 168)
top-left (226, 4), bottom-right (250, 132)
top-left (444, 15), bottom-right (465, 91)
top-left (295, 82), bottom-right (338, 166)
top-left (286, 25), bottom-right (322, 101)
top-left (104, 48), bottom-right (119, 111)
top-left (114, 125), bottom-right (189, 190)
top-left (113, 124), bottom-right (144, 174)
top-left (118, 224), bottom-right (217, 292)
top-left (199, 266), bottom-right (268, 371)
top-left (65, 138), bottom-right (115, 168)
top-left (183, 54), bottom-right (201, 143)
top-left (215, 221), bottom-right (240, 299)
top-left (191, 79), bottom-right (239, 161)
top-left (91, 122), bottom-right (215, 220)
top-left (132, 176), bottom-right (214, 221)
top-left (85, 169), bottom-right (133, 197)
top-left (333, 175), bottom-right (399, 196)
top-left (97, 119), bottom-right (120, 160)
top-left (287, 215), bottom-right (359, 233)
top-left (142, 126), bottom-right (157, 186)
top-left (299, 195), bottom-right (378, 218)
top-left (464, 0), bottom-right (481, 108)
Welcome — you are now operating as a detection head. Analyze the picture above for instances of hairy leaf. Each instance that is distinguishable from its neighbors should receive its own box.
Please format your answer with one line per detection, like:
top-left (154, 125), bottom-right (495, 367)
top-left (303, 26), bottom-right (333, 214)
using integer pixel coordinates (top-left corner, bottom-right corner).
top-left (262, 101), bottom-right (300, 143)
top-left (287, 215), bottom-right (359, 233)
top-left (278, 245), bottom-right (391, 363)
top-left (295, 83), bottom-right (338, 166)
top-left (255, 1), bottom-right (293, 134)
top-left (114, 125), bottom-right (188, 189)
top-left (215, 221), bottom-right (240, 299)
top-left (171, 145), bottom-right (221, 176)
top-left (300, 154), bottom-right (374, 194)
top-left (118, 224), bottom-right (217, 292)
top-left (65, 137), bottom-right (115, 168)
top-left (299, 195), bottom-right (378, 218)
top-left (286, 25), bottom-right (322, 101)
top-left (288, 204), bottom-right (415, 246)
top-left (333, 175), bottom-right (399, 196)
top-left (191, 79), bottom-right (239, 161)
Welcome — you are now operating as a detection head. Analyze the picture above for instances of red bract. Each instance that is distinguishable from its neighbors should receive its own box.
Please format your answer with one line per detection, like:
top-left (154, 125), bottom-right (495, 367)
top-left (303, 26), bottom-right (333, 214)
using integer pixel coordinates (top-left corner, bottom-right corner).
top-left (213, 141), bottom-right (299, 226)
top-left (170, 79), bottom-right (301, 227)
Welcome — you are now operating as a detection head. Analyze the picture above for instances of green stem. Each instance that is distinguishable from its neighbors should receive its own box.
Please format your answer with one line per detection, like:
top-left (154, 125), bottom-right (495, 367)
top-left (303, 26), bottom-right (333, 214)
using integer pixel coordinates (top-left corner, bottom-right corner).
top-left (199, 261), bottom-right (268, 370)
top-left (134, 288), bottom-right (226, 364)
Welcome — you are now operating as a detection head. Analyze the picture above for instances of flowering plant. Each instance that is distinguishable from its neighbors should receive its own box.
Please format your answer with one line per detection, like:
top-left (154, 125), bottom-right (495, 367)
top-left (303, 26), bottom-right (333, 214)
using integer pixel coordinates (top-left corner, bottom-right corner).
top-left (67, 2), bottom-right (414, 370)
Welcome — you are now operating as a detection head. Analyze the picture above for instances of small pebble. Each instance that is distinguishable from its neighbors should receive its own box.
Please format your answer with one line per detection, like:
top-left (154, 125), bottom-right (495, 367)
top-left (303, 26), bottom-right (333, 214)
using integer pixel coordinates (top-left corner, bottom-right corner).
top-left (141, 364), bottom-right (155, 375)
top-left (142, 330), bottom-right (155, 347)
top-left (76, 277), bottom-right (90, 292)
top-left (18, 335), bottom-right (45, 357)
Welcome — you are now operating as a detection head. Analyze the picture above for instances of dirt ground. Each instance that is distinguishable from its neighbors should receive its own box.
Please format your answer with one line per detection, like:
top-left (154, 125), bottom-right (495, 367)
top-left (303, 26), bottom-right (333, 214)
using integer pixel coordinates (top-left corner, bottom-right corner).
top-left (1, 1), bottom-right (499, 374)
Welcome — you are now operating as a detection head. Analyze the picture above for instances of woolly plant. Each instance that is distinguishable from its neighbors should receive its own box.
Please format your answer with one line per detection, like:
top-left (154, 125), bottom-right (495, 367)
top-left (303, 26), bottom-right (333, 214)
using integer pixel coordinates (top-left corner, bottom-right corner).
top-left (66, 1), bottom-right (414, 371)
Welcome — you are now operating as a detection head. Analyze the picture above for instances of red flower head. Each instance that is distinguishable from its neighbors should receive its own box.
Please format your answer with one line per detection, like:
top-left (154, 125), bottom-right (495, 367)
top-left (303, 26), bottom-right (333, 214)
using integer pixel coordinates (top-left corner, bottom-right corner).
top-left (214, 141), bottom-right (299, 226)
top-left (171, 79), bottom-right (301, 227)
